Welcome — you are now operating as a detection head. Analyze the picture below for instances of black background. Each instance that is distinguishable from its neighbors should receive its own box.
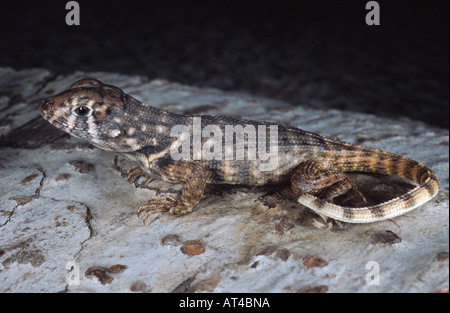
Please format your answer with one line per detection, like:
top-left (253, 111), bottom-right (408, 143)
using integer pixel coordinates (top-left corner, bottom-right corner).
top-left (0, 0), bottom-right (448, 129)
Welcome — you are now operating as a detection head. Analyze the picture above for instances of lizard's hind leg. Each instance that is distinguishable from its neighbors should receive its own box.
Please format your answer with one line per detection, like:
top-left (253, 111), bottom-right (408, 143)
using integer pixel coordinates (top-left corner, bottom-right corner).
top-left (291, 160), bottom-right (365, 226)
top-left (291, 160), bottom-right (353, 198)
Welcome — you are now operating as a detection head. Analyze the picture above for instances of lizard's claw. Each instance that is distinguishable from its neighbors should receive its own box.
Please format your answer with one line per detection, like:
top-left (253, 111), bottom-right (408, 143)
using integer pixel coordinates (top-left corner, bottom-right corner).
top-left (311, 213), bottom-right (333, 230)
top-left (352, 187), bottom-right (368, 204)
top-left (137, 196), bottom-right (178, 224)
top-left (311, 212), bottom-right (346, 230)
top-left (127, 166), bottom-right (155, 187)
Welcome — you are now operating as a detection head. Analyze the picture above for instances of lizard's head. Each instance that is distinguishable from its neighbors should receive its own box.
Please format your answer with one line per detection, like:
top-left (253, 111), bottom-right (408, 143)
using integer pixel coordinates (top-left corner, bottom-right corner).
top-left (40, 78), bottom-right (144, 152)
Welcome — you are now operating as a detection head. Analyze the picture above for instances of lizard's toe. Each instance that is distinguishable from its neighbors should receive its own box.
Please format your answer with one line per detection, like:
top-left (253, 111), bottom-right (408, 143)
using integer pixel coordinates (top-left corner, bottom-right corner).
top-left (127, 166), bottom-right (155, 187)
top-left (137, 196), bottom-right (179, 224)
top-left (127, 166), bottom-right (145, 183)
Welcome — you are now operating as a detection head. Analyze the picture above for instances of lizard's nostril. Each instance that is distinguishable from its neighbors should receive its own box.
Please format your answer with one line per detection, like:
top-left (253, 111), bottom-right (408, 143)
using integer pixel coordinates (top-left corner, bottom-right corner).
top-left (40, 98), bottom-right (53, 112)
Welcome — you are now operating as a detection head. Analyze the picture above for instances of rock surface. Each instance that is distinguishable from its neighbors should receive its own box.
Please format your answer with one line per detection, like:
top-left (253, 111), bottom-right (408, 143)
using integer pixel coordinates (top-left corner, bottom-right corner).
top-left (0, 67), bottom-right (448, 292)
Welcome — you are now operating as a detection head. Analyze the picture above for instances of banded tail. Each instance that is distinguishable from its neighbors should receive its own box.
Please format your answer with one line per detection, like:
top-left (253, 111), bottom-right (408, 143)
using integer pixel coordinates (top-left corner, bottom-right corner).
top-left (298, 146), bottom-right (440, 223)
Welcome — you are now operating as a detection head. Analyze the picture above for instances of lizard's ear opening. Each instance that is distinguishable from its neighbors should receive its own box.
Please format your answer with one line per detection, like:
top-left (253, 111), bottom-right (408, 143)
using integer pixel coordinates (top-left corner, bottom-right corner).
top-left (69, 78), bottom-right (103, 89)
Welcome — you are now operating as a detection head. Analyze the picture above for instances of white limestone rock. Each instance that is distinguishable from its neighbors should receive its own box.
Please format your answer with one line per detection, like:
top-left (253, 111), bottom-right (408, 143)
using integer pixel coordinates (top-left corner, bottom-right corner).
top-left (0, 67), bottom-right (448, 292)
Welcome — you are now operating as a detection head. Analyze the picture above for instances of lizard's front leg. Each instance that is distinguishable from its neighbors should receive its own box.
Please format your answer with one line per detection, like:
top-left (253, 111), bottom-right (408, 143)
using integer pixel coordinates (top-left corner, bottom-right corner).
top-left (137, 162), bottom-right (208, 223)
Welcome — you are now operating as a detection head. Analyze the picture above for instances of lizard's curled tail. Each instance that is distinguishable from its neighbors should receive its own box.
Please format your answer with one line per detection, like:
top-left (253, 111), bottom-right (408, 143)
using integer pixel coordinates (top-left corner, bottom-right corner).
top-left (297, 147), bottom-right (440, 223)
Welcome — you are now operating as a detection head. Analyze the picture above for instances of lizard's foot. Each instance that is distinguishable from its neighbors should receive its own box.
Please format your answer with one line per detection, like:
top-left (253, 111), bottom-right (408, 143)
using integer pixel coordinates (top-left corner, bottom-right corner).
top-left (137, 195), bottom-right (178, 224)
top-left (137, 195), bottom-right (197, 224)
top-left (311, 213), bottom-right (346, 230)
top-left (127, 166), bottom-right (154, 187)
top-left (311, 212), bottom-right (333, 230)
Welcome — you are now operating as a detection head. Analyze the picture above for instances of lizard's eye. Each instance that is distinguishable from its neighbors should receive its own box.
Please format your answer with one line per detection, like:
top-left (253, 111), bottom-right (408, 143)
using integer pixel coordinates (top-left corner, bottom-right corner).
top-left (73, 105), bottom-right (92, 117)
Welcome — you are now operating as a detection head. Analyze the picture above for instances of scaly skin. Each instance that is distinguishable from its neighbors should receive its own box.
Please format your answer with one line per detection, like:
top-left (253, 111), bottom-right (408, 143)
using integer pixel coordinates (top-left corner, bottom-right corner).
top-left (40, 78), bottom-right (439, 224)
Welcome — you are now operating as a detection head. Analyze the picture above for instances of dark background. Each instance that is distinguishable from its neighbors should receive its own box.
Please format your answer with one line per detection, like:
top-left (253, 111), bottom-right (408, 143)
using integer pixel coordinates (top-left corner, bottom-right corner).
top-left (0, 0), bottom-right (448, 129)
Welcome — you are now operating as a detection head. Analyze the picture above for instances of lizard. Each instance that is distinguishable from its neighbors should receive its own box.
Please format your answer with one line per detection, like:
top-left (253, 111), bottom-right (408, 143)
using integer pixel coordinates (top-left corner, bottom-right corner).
top-left (39, 78), bottom-right (440, 225)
